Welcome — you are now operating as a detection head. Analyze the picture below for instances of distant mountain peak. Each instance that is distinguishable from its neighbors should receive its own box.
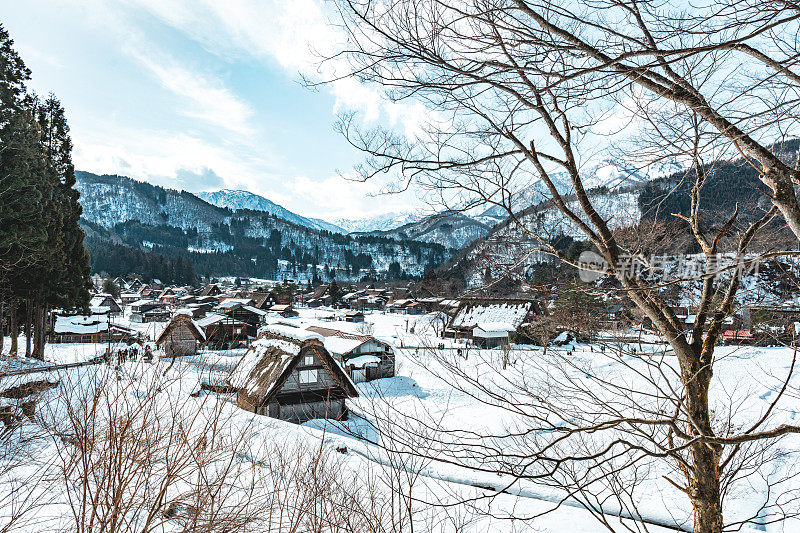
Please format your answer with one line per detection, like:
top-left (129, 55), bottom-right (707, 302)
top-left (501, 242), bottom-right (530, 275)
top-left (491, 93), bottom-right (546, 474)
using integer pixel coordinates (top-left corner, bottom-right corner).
top-left (333, 211), bottom-right (423, 233)
top-left (197, 189), bottom-right (346, 233)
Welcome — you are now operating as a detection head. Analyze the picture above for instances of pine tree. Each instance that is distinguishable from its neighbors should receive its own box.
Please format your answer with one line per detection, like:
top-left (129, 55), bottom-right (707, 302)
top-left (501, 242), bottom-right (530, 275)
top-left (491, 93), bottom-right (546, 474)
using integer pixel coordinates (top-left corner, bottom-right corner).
top-left (0, 26), bottom-right (49, 355)
top-left (25, 94), bottom-right (90, 357)
top-left (329, 279), bottom-right (341, 305)
top-left (0, 27), bottom-right (90, 357)
top-left (38, 95), bottom-right (90, 311)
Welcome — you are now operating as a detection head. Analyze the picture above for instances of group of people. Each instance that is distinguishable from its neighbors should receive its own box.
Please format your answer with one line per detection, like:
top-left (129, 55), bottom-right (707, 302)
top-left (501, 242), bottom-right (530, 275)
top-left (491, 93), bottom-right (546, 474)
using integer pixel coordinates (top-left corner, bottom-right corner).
top-left (107, 344), bottom-right (153, 364)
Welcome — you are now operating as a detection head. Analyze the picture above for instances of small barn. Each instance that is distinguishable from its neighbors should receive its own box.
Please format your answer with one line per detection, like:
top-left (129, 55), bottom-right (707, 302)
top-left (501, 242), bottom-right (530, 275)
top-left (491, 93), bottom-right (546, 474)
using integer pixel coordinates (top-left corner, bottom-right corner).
top-left (129, 300), bottom-right (171, 323)
top-left (51, 314), bottom-right (135, 343)
top-left (196, 314), bottom-right (249, 346)
top-left (156, 313), bottom-right (206, 356)
top-left (269, 304), bottom-right (299, 318)
top-left (446, 298), bottom-right (545, 341)
top-left (305, 325), bottom-right (395, 382)
top-left (252, 291), bottom-right (279, 310)
top-left (217, 301), bottom-right (267, 337)
top-left (230, 334), bottom-right (357, 424)
top-left (200, 284), bottom-right (222, 297)
top-left (90, 294), bottom-right (122, 316)
top-left (344, 310), bottom-right (365, 323)
top-left (472, 322), bottom-right (514, 348)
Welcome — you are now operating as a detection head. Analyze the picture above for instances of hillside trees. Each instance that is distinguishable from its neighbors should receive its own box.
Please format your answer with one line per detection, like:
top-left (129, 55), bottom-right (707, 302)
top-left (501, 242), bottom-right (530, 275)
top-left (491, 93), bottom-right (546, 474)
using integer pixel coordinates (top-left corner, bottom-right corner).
top-left (324, 1), bottom-right (800, 531)
top-left (84, 238), bottom-right (196, 285)
top-left (0, 25), bottom-right (90, 358)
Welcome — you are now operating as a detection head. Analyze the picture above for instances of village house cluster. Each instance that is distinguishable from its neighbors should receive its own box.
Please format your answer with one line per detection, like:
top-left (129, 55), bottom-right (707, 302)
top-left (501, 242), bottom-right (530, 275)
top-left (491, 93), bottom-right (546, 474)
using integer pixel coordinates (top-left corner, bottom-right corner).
top-left (41, 273), bottom-right (800, 425)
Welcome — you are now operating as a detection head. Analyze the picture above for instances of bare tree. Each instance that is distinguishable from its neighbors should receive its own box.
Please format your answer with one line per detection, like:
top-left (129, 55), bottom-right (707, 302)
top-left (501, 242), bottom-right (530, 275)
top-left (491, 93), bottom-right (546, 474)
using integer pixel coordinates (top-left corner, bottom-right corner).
top-left (319, 1), bottom-right (800, 531)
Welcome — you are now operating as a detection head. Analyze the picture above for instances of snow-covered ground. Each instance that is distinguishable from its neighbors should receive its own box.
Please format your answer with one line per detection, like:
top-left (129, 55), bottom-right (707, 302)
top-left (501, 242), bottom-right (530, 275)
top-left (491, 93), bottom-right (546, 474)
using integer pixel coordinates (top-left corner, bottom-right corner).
top-left (0, 308), bottom-right (797, 532)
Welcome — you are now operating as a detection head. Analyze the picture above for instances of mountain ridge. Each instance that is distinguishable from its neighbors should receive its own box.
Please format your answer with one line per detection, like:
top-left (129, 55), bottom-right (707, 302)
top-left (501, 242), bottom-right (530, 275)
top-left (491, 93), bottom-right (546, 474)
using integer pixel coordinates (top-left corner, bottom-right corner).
top-left (197, 189), bottom-right (347, 234)
top-left (74, 171), bottom-right (451, 281)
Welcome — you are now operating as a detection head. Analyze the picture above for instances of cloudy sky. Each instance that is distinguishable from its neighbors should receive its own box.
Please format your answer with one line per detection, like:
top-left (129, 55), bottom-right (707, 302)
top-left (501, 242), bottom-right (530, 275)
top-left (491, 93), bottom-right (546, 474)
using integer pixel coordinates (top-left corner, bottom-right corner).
top-left (1, 0), bottom-right (424, 221)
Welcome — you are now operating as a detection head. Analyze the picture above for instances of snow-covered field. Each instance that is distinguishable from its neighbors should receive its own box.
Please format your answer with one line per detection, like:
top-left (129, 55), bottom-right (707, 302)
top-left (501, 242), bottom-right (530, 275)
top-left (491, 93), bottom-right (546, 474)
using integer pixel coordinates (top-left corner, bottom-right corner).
top-left (1, 308), bottom-right (797, 532)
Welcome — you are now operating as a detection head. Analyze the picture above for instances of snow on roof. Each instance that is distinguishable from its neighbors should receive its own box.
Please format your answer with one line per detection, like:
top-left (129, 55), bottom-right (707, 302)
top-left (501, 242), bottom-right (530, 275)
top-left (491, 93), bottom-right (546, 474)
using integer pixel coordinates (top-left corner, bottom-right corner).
top-left (90, 295), bottom-right (117, 308)
top-left (228, 339), bottom-right (297, 395)
top-left (452, 302), bottom-right (532, 329)
top-left (473, 322), bottom-right (516, 337)
top-left (130, 299), bottom-right (159, 308)
top-left (54, 315), bottom-right (107, 334)
top-left (217, 299), bottom-right (252, 309)
top-left (53, 314), bottom-right (132, 334)
top-left (322, 336), bottom-right (366, 356)
top-left (196, 314), bottom-right (227, 327)
top-left (259, 324), bottom-right (323, 343)
top-left (345, 354), bottom-right (381, 368)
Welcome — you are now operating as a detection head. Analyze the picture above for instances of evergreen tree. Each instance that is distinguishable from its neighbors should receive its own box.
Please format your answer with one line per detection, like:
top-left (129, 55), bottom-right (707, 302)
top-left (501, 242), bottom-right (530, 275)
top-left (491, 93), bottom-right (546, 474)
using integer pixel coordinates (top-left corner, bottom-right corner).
top-left (329, 279), bottom-right (341, 305)
top-left (102, 279), bottom-right (121, 300)
top-left (28, 94), bottom-right (91, 357)
top-left (0, 26), bottom-right (48, 355)
top-left (0, 27), bottom-right (90, 357)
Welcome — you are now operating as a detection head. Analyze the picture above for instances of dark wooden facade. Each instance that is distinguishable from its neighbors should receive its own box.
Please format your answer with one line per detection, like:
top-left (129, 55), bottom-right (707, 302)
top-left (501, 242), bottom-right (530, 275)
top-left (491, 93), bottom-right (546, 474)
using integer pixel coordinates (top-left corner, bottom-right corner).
top-left (234, 339), bottom-right (357, 424)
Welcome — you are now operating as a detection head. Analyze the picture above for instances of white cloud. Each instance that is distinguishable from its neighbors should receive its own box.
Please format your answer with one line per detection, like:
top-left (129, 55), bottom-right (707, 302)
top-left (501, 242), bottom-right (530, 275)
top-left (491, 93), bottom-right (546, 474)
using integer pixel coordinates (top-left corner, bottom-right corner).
top-left (68, 115), bottom-right (425, 219)
top-left (72, 121), bottom-right (274, 194)
top-left (125, 0), bottom-right (430, 137)
top-left (285, 174), bottom-right (423, 220)
top-left (125, 46), bottom-right (256, 137)
top-left (49, 0), bottom-right (432, 219)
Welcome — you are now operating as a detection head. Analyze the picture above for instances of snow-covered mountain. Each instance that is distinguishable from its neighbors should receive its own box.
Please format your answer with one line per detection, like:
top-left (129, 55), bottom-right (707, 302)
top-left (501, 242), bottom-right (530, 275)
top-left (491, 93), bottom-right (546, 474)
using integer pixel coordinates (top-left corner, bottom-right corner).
top-left (333, 212), bottom-right (423, 233)
top-left (197, 189), bottom-right (346, 234)
top-left (479, 158), bottom-right (684, 224)
top-left (74, 172), bottom-right (450, 280)
top-left (365, 213), bottom-right (492, 250)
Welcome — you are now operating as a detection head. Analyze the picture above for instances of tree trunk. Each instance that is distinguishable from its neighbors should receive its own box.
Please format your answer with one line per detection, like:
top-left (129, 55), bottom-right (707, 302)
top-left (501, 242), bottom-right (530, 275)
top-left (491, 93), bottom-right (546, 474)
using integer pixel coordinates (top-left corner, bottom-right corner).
top-left (41, 305), bottom-right (49, 355)
top-left (9, 301), bottom-right (18, 355)
top-left (32, 293), bottom-right (44, 360)
top-left (32, 296), bottom-right (40, 360)
top-left (25, 300), bottom-right (32, 358)
top-left (685, 361), bottom-right (724, 533)
top-left (0, 300), bottom-right (4, 355)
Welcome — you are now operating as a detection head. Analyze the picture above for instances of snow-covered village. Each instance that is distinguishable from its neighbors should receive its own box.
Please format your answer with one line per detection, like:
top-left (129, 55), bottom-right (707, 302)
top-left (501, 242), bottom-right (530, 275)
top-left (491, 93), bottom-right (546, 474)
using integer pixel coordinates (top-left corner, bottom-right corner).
top-left (2, 2), bottom-right (800, 532)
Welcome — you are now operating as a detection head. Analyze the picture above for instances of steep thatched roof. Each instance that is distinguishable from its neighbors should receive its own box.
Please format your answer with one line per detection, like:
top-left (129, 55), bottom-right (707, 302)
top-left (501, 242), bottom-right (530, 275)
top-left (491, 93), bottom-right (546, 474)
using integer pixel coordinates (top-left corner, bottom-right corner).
top-left (156, 313), bottom-right (206, 344)
top-left (230, 337), bottom-right (357, 410)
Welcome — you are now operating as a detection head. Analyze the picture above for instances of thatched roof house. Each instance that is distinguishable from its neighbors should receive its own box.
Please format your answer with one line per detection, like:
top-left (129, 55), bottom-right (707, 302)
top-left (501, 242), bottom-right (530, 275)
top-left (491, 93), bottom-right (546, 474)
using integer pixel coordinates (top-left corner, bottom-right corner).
top-left (156, 313), bottom-right (206, 356)
top-left (230, 336), bottom-right (357, 423)
top-left (446, 298), bottom-right (545, 339)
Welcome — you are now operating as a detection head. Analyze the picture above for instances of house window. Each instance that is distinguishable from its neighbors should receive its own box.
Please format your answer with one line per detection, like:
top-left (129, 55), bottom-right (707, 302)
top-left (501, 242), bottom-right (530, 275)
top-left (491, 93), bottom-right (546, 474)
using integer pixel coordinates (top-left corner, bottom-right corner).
top-left (304, 355), bottom-right (315, 366)
top-left (299, 369), bottom-right (318, 384)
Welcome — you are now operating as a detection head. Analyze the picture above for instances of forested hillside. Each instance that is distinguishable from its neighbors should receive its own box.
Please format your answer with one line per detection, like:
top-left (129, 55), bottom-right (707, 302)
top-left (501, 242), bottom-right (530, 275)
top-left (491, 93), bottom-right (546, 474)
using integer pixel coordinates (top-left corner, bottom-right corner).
top-left (76, 172), bottom-right (450, 282)
top-left (431, 143), bottom-right (799, 294)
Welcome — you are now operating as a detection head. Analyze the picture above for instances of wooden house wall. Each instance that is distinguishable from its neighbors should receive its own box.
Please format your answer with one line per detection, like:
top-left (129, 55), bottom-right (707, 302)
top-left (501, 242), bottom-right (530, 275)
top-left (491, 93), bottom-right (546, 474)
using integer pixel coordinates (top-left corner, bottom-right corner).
top-left (161, 324), bottom-right (199, 356)
top-left (239, 347), bottom-right (352, 423)
top-left (279, 350), bottom-right (339, 393)
top-left (277, 399), bottom-right (346, 423)
top-left (345, 340), bottom-right (395, 379)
